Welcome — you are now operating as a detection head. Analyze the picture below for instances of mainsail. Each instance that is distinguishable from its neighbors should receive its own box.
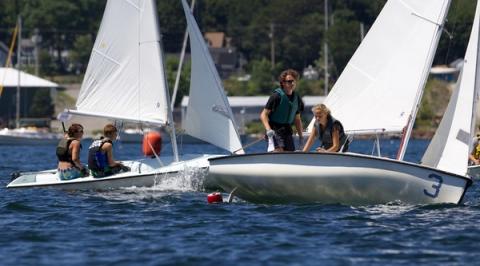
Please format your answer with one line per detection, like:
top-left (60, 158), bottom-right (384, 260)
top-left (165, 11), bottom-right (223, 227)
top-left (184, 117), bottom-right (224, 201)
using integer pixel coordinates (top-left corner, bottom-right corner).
top-left (181, 0), bottom-right (243, 153)
top-left (73, 0), bottom-right (169, 126)
top-left (310, 0), bottom-right (450, 135)
top-left (421, 0), bottom-right (480, 175)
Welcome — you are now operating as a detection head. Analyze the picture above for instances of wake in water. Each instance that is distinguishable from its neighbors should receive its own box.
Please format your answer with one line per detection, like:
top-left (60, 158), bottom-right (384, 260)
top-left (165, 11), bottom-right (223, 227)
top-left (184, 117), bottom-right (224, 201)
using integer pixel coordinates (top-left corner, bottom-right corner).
top-left (85, 166), bottom-right (210, 202)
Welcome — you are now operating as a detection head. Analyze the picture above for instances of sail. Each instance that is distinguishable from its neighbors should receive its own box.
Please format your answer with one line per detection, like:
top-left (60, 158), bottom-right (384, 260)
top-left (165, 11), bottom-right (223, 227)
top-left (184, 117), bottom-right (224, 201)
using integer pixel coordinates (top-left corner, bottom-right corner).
top-left (180, 0), bottom-right (243, 153)
top-left (73, 0), bottom-right (169, 125)
top-left (309, 0), bottom-right (450, 134)
top-left (421, 0), bottom-right (480, 175)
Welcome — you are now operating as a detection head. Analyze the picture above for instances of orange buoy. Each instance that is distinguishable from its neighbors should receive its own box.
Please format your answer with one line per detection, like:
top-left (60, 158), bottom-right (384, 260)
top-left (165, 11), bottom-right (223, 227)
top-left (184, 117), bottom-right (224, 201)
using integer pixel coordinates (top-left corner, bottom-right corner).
top-left (207, 192), bottom-right (223, 203)
top-left (142, 131), bottom-right (162, 157)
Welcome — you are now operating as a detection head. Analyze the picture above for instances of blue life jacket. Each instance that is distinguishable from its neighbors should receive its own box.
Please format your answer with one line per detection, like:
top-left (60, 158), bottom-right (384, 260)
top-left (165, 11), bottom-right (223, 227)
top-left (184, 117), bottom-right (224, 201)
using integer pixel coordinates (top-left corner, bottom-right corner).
top-left (269, 88), bottom-right (299, 125)
top-left (88, 137), bottom-right (112, 171)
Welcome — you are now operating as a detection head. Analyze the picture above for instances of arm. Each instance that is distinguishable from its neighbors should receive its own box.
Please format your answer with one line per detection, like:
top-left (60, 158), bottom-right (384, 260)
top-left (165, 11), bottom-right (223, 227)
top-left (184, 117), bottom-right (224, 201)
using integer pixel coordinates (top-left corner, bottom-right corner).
top-left (70, 140), bottom-right (84, 169)
top-left (326, 127), bottom-right (341, 152)
top-left (302, 126), bottom-right (317, 152)
top-left (103, 143), bottom-right (122, 167)
top-left (260, 108), bottom-right (272, 131)
top-left (294, 113), bottom-right (303, 139)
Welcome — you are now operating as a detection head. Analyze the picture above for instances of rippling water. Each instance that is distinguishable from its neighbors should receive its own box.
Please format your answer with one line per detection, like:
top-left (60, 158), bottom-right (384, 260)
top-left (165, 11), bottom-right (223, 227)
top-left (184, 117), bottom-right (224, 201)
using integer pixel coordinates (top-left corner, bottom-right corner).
top-left (1, 139), bottom-right (479, 265)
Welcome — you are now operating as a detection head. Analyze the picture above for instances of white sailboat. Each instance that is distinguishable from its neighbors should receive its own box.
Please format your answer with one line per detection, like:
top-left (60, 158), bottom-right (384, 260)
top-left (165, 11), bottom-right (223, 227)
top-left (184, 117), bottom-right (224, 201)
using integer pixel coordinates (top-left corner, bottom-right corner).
top-left (207, 0), bottom-right (473, 205)
top-left (7, 0), bottom-right (242, 189)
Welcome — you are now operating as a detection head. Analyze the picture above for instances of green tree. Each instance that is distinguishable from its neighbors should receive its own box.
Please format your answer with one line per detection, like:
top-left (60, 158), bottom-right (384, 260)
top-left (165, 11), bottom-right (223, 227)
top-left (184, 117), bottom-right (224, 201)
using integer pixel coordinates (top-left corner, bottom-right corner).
top-left (29, 89), bottom-right (54, 118)
top-left (69, 34), bottom-right (93, 73)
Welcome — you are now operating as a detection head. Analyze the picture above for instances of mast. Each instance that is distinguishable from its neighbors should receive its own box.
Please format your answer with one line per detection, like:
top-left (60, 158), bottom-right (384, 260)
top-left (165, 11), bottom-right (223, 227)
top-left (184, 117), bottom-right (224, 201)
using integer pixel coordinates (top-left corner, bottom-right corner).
top-left (156, 11), bottom-right (179, 162)
top-left (471, 7), bottom-right (480, 152)
top-left (171, 0), bottom-right (196, 110)
top-left (323, 0), bottom-right (329, 96)
top-left (15, 16), bottom-right (22, 129)
top-left (396, 0), bottom-right (451, 161)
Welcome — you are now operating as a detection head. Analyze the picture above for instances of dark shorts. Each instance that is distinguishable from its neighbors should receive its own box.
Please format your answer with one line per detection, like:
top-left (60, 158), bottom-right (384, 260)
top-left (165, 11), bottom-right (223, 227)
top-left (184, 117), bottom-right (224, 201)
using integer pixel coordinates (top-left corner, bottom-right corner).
top-left (270, 126), bottom-right (295, 151)
top-left (91, 165), bottom-right (130, 178)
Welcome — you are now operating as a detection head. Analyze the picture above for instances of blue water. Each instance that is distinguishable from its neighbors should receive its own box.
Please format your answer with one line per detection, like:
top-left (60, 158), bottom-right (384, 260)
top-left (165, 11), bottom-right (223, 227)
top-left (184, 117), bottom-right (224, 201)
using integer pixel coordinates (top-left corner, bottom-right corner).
top-left (1, 138), bottom-right (480, 265)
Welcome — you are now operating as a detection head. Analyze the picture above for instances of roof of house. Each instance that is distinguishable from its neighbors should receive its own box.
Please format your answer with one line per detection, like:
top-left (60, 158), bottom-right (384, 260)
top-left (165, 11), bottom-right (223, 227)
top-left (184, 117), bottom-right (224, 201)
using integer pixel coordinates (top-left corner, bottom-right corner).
top-left (0, 67), bottom-right (59, 88)
top-left (204, 32), bottom-right (225, 48)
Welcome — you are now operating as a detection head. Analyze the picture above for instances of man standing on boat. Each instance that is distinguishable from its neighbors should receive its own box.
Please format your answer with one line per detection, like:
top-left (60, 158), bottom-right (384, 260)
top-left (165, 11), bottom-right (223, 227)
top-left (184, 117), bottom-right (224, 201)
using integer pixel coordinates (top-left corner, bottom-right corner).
top-left (260, 69), bottom-right (304, 152)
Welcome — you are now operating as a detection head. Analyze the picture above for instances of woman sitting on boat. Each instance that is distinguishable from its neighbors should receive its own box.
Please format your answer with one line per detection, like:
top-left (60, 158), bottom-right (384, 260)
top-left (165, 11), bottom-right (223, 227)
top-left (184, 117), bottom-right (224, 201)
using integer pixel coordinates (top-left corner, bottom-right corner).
top-left (56, 123), bottom-right (88, 180)
top-left (302, 104), bottom-right (348, 153)
top-left (88, 124), bottom-right (130, 177)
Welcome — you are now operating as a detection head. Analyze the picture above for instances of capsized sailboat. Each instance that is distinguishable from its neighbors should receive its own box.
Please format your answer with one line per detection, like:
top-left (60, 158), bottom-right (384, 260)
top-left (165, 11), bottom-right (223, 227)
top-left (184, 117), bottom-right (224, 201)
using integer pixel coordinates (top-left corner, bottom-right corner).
top-left (7, 0), bottom-right (243, 189)
top-left (207, 0), bottom-right (473, 205)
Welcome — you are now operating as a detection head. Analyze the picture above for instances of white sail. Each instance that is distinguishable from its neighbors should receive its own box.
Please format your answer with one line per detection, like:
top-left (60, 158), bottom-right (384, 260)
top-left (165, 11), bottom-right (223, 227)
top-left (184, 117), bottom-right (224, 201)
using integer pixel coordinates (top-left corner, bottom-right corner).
top-left (308, 0), bottom-right (450, 134)
top-left (422, 0), bottom-right (480, 175)
top-left (180, 0), bottom-right (243, 153)
top-left (74, 0), bottom-right (169, 125)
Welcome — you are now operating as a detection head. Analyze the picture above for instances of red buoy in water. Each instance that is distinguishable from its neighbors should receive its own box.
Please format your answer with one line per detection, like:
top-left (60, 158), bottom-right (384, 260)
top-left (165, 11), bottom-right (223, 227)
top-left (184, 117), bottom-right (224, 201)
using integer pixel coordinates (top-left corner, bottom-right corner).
top-left (207, 192), bottom-right (223, 203)
top-left (142, 131), bottom-right (162, 157)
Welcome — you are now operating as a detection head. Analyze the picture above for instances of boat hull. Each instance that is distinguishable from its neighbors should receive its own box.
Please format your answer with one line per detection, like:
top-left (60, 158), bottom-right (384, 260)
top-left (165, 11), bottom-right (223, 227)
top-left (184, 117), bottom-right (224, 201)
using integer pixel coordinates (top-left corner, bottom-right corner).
top-left (467, 165), bottom-right (480, 179)
top-left (207, 153), bottom-right (472, 205)
top-left (7, 154), bottom-right (219, 190)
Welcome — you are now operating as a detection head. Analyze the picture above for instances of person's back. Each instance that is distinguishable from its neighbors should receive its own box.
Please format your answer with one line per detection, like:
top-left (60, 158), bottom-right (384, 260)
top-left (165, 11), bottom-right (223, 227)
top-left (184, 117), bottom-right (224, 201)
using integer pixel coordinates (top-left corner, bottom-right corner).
top-left (57, 124), bottom-right (88, 180)
top-left (88, 124), bottom-right (130, 177)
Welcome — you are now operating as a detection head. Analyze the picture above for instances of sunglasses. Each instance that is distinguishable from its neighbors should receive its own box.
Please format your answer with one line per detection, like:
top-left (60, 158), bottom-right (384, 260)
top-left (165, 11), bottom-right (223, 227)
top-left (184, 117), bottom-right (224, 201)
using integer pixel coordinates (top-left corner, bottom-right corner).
top-left (283, 79), bottom-right (295, 84)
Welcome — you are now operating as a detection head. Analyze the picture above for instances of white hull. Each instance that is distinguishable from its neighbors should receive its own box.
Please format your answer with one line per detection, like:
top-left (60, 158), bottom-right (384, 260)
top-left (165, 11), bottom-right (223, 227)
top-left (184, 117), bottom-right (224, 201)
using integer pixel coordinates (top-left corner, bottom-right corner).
top-left (467, 165), bottom-right (480, 179)
top-left (7, 154), bottom-right (221, 190)
top-left (207, 153), bottom-right (472, 205)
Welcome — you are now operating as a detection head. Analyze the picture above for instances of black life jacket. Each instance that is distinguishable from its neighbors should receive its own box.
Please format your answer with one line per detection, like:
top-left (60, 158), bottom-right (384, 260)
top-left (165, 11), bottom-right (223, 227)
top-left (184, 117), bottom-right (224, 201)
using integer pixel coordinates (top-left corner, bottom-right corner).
top-left (315, 116), bottom-right (348, 152)
top-left (88, 137), bottom-right (113, 171)
top-left (56, 138), bottom-right (75, 163)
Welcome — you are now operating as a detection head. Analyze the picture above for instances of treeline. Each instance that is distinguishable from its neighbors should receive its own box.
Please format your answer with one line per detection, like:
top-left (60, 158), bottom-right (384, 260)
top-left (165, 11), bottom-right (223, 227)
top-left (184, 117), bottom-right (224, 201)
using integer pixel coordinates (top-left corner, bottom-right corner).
top-left (0, 0), bottom-right (476, 95)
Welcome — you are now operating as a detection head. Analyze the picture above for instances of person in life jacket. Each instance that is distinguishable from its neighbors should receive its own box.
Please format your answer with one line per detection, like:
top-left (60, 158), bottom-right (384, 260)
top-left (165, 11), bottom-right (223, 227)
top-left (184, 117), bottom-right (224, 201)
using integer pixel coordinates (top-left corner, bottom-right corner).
top-left (88, 124), bottom-right (130, 177)
top-left (469, 135), bottom-right (480, 165)
top-left (56, 123), bottom-right (88, 180)
top-left (260, 69), bottom-right (304, 152)
top-left (302, 104), bottom-right (349, 153)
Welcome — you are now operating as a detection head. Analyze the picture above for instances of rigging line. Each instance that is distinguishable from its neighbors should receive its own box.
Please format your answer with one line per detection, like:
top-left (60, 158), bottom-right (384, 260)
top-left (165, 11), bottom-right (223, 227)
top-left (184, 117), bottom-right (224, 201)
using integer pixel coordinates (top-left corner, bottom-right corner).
top-left (0, 24), bottom-right (19, 98)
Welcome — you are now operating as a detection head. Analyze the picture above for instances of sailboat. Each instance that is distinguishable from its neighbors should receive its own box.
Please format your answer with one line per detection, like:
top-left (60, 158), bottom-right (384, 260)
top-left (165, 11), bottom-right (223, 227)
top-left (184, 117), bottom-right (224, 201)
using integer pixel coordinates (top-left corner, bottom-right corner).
top-left (206, 0), bottom-right (473, 205)
top-left (7, 0), bottom-right (243, 189)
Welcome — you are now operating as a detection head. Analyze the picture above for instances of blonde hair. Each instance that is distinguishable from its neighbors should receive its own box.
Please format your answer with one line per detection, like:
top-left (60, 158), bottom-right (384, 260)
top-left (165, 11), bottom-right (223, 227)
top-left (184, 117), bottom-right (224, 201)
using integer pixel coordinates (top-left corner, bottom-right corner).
top-left (311, 104), bottom-right (330, 115)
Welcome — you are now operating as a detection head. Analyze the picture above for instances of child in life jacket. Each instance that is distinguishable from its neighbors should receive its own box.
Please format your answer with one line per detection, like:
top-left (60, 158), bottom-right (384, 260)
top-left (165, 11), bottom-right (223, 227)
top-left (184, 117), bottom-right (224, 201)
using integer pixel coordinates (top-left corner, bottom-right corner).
top-left (88, 124), bottom-right (130, 177)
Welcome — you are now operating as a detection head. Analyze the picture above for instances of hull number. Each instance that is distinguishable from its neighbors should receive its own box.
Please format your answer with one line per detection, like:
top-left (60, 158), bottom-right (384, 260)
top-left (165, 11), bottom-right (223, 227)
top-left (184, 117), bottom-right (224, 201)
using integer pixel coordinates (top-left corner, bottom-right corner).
top-left (424, 173), bottom-right (443, 198)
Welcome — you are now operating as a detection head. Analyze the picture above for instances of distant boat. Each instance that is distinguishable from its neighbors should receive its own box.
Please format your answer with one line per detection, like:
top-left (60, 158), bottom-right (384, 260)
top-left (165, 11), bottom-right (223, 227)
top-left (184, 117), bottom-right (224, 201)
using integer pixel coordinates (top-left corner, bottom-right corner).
top-left (7, 0), bottom-right (243, 189)
top-left (0, 127), bottom-right (62, 145)
top-left (206, 0), bottom-right (473, 205)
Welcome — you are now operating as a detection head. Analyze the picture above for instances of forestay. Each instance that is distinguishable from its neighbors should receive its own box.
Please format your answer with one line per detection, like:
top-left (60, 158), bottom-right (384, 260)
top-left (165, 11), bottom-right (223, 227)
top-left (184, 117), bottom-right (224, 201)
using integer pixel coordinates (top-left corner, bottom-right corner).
top-left (180, 0), bottom-right (243, 153)
top-left (74, 0), bottom-right (169, 125)
top-left (310, 0), bottom-right (450, 134)
top-left (421, 0), bottom-right (480, 175)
